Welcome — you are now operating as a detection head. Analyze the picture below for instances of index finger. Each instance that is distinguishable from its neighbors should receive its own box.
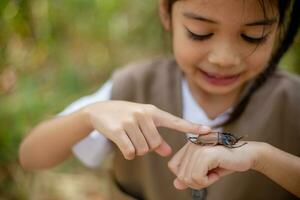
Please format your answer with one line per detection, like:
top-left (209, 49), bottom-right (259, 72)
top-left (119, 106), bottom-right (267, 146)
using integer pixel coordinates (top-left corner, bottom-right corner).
top-left (152, 108), bottom-right (211, 135)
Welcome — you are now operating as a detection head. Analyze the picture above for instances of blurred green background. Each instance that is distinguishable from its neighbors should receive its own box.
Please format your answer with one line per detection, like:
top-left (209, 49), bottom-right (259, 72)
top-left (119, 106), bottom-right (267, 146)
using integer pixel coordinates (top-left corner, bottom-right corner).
top-left (0, 0), bottom-right (299, 199)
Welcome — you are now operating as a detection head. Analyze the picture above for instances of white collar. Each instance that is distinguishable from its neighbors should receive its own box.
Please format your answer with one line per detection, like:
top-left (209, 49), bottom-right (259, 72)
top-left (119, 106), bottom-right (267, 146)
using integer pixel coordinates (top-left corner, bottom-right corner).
top-left (181, 78), bottom-right (232, 129)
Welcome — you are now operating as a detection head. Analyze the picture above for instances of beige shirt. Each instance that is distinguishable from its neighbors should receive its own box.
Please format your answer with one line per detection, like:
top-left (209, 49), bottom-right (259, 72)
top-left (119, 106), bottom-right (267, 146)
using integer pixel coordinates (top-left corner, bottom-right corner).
top-left (108, 57), bottom-right (300, 200)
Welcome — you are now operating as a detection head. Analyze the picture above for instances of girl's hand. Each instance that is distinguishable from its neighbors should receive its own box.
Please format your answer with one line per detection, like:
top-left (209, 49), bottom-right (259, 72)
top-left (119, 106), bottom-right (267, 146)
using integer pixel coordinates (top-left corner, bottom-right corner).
top-left (82, 101), bottom-right (211, 160)
top-left (168, 141), bottom-right (261, 190)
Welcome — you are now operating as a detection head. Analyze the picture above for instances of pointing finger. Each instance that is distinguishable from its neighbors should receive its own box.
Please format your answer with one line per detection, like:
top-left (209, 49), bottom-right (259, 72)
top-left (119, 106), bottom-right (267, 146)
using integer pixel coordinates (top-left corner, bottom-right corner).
top-left (153, 108), bottom-right (211, 135)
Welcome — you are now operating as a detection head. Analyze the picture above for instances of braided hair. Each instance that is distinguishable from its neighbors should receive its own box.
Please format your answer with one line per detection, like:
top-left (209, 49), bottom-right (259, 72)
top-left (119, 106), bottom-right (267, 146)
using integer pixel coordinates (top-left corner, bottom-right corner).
top-left (167, 0), bottom-right (300, 125)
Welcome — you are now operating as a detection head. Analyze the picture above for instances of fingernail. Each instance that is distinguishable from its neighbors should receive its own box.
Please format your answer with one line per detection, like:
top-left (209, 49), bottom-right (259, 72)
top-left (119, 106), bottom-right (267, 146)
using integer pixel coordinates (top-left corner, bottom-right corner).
top-left (199, 126), bottom-right (211, 133)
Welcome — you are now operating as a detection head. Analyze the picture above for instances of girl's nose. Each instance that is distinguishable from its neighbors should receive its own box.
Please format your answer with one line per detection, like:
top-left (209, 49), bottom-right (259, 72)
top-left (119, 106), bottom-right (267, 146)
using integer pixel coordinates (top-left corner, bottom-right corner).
top-left (208, 44), bottom-right (241, 67)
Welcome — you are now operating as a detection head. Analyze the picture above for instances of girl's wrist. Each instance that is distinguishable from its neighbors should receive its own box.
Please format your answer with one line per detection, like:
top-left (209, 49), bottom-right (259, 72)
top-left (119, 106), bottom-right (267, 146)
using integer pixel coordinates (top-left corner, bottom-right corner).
top-left (251, 142), bottom-right (271, 173)
top-left (79, 106), bottom-right (95, 133)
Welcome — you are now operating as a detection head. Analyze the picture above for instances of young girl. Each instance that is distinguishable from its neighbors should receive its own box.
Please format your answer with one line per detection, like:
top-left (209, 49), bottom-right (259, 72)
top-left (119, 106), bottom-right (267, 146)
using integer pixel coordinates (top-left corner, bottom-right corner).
top-left (19, 0), bottom-right (300, 199)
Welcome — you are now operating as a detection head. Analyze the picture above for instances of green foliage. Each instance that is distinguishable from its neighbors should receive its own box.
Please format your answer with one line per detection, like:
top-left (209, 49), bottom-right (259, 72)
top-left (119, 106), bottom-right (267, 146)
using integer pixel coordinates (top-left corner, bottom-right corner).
top-left (0, 0), bottom-right (164, 199)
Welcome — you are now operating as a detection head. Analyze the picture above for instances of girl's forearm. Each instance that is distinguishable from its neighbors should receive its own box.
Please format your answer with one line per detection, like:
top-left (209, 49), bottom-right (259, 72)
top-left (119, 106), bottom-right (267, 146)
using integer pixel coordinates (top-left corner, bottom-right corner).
top-left (19, 109), bottom-right (93, 170)
top-left (253, 143), bottom-right (300, 197)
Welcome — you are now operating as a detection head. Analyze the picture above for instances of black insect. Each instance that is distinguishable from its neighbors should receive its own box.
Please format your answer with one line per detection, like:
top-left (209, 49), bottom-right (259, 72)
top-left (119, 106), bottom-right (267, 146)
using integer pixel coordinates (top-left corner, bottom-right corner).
top-left (188, 131), bottom-right (247, 148)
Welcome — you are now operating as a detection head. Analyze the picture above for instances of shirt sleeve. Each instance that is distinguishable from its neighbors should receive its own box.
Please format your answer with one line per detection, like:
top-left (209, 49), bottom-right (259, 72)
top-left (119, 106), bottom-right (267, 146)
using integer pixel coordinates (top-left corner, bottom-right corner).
top-left (58, 80), bottom-right (113, 116)
top-left (59, 80), bottom-right (113, 168)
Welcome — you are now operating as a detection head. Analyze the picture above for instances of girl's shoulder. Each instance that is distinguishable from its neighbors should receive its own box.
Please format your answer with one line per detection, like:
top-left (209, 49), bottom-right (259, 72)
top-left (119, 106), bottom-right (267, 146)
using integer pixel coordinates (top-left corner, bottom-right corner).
top-left (241, 69), bottom-right (300, 114)
top-left (270, 69), bottom-right (300, 91)
top-left (264, 69), bottom-right (300, 105)
top-left (110, 56), bottom-right (182, 102)
top-left (112, 56), bottom-right (177, 80)
top-left (111, 56), bottom-right (180, 91)
top-left (273, 69), bottom-right (300, 84)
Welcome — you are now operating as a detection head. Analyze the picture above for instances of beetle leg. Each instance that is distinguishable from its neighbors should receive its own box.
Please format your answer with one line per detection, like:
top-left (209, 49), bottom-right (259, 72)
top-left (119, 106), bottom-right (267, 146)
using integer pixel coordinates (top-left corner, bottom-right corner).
top-left (188, 136), bottom-right (199, 144)
top-left (231, 142), bottom-right (248, 148)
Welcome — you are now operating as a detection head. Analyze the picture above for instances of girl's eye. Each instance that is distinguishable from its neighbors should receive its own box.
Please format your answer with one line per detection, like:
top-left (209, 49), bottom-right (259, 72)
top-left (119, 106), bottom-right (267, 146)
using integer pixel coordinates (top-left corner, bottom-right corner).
top-left (186, 29), bottom-right (213, 41)
top-left (241, 34), bottom-right (268, 44)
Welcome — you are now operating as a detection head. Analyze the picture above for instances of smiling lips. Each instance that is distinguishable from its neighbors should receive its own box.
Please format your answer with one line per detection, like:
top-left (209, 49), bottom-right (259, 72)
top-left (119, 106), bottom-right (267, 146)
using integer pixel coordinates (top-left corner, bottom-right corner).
top-left (198, 68), bottom-right (241, 86)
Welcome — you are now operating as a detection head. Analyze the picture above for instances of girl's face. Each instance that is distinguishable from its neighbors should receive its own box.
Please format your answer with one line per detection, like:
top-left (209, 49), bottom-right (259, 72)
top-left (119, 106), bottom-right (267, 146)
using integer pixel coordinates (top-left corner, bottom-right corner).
top-left (164, 0), bottom-right (279, 97)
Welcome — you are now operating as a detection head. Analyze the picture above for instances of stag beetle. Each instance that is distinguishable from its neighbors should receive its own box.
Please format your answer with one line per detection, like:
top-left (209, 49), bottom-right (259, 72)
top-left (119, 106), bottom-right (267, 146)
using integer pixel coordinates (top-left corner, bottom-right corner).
top-left (188, 131), bottom-right (247, 148)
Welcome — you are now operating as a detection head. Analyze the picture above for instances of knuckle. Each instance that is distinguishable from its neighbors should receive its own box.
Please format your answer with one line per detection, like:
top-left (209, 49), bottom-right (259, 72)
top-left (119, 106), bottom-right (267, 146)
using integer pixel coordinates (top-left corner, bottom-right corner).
top-left (136, 146), bottom-right (149, 156)
top-left (124, 155), bottom-right (134, 160)
top-left (124, 146), bottom-right (135, 159)
top-left (191, 173), bottom-right (199, 181)
top-left (133, 109), bottom-right (145, 118)
top-left (110, 126), bottom-right (123, 134)
top-left (184, 178), bottom-right (193, 185)
top-left (191, 173), bottom-right (205, 185)
top-left (122, 118), bottom-right (136, 128)
top-left (150, 137), bottom-right (162, 149)
top-left (146, 104), bottom-right (157, 113)
top-left (168, 162), bottom-right (176, 172)
top-left (177, 175), bottom-right (185, 182)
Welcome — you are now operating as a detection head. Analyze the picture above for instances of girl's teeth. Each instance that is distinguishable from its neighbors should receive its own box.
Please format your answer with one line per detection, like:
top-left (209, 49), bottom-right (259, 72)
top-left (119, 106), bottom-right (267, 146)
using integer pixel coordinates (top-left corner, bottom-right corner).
top-left (207, 72), bottom-right (235, 79)
top-left (207, 73), bottom-right (225, 79)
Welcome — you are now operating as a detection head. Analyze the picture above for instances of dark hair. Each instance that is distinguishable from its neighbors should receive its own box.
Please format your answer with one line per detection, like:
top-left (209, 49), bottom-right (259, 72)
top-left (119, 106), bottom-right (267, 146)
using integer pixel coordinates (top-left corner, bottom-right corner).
top-left (167, 0), bottom-right (300, 126)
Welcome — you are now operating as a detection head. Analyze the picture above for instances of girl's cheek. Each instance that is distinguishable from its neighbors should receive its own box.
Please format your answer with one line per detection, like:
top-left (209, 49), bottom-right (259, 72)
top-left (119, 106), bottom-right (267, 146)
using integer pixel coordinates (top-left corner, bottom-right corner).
top-left (245, 53), bottom-right (271, 79)
top-left (245, 65), bottom-right (266, 80)
top-left (176, 40), bottom-right (208, 62)
top-left (245, 38), bottom-right (275, 76)
top-left (174, 41), bottom-right (194, 65)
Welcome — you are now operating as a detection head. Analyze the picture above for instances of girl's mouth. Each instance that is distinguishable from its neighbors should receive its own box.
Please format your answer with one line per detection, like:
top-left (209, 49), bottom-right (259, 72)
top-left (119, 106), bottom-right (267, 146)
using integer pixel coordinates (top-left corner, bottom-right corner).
top-left (197, 68), bottom-right (241, 86)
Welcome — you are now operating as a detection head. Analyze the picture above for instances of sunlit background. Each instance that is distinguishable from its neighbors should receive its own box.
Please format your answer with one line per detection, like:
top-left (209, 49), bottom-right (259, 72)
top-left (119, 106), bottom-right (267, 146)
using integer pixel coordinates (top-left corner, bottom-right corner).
top-left (0, 0), bottom-right (299, 199)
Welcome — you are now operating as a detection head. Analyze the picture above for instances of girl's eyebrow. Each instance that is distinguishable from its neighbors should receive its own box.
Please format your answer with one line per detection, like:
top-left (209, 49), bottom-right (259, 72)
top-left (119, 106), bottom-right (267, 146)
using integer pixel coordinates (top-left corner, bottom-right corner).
top-left (245, 18), bottom-right (278, 26)
top-left (183, 12), bottom-right (218, 24)
top-left (183, 12), bottom-right (278, 26)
